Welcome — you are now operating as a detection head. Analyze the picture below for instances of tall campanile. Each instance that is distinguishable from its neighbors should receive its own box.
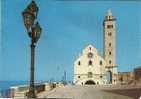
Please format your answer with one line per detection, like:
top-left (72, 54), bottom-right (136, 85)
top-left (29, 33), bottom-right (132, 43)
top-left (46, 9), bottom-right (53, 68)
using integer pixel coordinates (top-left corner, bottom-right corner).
top-left (103, 9), bottom-right (118, 84)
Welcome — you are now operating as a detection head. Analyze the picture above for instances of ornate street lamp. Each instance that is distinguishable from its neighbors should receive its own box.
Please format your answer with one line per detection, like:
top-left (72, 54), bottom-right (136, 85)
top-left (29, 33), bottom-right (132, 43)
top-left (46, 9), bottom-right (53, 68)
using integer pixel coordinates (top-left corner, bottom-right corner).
top-left (22, 0), bottom-right (42, 98)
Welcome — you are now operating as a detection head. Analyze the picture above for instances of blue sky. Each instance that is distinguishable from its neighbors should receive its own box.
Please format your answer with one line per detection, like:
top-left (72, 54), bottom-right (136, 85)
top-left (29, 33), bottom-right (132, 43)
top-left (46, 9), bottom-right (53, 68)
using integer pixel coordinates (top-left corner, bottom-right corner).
top-left (0, 0), bottom-right (141, 81)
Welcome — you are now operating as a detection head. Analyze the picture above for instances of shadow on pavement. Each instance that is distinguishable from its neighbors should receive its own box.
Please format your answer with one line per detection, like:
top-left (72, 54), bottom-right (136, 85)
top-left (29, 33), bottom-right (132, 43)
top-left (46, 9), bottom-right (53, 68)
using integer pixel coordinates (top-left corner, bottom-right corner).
top-left (103, 88), bottom-right (141, 99)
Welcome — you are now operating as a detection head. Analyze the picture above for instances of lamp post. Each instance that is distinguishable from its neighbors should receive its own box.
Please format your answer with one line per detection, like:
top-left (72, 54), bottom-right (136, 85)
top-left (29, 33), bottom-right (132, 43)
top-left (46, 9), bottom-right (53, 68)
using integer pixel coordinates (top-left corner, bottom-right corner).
top-left (22, 0), bottom-right (42, 98)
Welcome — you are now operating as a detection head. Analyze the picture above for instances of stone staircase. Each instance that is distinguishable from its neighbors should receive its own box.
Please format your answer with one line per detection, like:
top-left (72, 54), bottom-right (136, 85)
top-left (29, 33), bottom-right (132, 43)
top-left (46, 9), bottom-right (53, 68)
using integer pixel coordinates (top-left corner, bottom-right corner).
top-left (14, 91), bottom-right (27, 98)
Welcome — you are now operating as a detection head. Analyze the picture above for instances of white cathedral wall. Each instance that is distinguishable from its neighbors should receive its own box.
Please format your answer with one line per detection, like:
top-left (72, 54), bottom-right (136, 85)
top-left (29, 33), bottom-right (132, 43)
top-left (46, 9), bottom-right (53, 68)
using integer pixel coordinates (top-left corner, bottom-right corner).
top-left (73, 45), bottom-right (107, 85)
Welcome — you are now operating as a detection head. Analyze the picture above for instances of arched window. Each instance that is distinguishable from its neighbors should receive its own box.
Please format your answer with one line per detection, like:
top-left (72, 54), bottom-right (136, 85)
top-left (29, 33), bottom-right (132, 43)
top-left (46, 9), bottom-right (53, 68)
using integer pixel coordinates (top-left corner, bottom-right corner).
top-left (100, 75), bottom-right (103, 78)
top-left (88, 60), bottom-right (92, 65)
top-left (78, 61), bottom-right (81, 65)
top-left (107, 25), bottom-right (113, 29)
top-left (100, 61), bottom-right (102, 65)
top-left (106, 71), bottom-right (112, 83)
top-left (108, 32), bottom-right (112, 36)
top-left (109, 43), bottom-right (111, 47)
top-left (109, 60), bottom-right (112, 64)
top-left (109, 51), bottom-right (111, 55)
top-left (89, 47), bottom-right (91, 50)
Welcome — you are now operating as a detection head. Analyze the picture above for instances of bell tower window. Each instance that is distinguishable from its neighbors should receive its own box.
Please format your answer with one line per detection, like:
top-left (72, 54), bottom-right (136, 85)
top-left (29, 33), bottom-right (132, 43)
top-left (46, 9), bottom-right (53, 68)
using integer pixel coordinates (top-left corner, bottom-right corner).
top-left (109, 60), bottom-right (112, 64)
top-left (109, 43), bottom-right (111, 47)
top-left (108, 32), bottom-right (112, 36)
top-left (109, 51), bottom-right (111, 55)
top-left (107, 25), bottom-right (113, 29)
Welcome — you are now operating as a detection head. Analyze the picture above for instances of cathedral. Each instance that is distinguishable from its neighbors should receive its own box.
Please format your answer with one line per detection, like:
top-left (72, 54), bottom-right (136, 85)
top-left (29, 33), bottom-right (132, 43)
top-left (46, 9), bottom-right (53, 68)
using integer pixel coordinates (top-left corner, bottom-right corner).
top-left (73, 10), bottom-right (118, 85)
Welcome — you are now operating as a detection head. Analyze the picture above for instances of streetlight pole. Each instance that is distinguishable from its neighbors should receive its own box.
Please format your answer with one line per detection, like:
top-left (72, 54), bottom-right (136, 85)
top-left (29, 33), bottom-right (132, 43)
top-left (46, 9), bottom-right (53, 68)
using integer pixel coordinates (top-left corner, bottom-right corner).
top-left (22, 1), bottom-right (42, 98)
top-left (29, 40), bottom-right (36, 97)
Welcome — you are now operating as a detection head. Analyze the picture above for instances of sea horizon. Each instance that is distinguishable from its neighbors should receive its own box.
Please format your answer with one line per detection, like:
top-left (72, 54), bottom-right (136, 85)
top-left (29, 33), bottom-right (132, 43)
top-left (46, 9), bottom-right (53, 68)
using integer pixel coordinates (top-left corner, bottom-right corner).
top-left (0, 81), bottom-right (29, 91)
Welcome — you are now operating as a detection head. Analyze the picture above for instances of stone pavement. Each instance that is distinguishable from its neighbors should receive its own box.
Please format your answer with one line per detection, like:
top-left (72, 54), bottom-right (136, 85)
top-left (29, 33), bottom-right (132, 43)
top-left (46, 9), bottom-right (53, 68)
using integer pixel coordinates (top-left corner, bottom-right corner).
top-left (38, 85), bottom-right (138, 99)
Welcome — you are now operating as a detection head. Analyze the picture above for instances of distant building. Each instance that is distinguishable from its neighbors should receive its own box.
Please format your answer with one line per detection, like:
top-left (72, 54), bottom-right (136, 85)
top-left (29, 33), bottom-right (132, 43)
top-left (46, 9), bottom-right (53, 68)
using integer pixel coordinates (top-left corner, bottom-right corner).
top-left (73, 10), bottom-right (118, 85)
top-left (134, 66), bottom-right (141, 80)
top-left (118, 72), bottom-right (134, 84)
top-left (117, 66), bottom-right (141, 85)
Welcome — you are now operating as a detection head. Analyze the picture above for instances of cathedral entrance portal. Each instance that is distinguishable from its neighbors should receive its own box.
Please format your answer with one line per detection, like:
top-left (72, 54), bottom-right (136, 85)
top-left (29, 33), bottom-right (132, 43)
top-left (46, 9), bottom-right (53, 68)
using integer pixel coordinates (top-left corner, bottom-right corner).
top-left (85, 80), bottom-right (96, 85)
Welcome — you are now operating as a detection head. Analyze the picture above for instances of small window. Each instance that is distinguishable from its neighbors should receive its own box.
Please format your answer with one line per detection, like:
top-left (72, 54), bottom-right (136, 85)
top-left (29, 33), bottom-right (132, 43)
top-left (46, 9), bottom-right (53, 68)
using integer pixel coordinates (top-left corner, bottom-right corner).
top-left (100, 76), bottom-right (103, 78)
top-left (100, 61), bottom-right (102, 65)
top-left (109, 60), bottom-right (112, 64)
top-left (108, 32), bottom-right (112, 36)
top-left (88, 60), bottom-right (93, 65)
top-left (107, 25), bottom-right (113, 29)
top-left (109, 43), bottom-right (111, 47)
top-left (78, 76), bottom-right (80, 78)
top-left (88, 72), bottom-right (93, 78)
top-left (89, 47), bottom-right (91, 50)
top-left (109, 51), bottom-right (111, 55)
top-left (78, 61), bottom-right (81, 65)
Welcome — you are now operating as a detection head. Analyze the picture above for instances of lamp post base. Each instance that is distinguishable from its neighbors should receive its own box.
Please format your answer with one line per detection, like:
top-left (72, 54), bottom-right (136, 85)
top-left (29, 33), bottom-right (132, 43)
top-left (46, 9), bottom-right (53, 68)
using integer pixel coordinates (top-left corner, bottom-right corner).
top-left (26, 88), bottom-right (36, 98)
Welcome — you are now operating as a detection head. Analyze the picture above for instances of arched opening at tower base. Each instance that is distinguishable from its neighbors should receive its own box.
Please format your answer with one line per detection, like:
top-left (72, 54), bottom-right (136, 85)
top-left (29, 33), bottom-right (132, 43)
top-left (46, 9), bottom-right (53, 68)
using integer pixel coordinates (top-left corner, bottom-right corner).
top-left (106, 71), bottom-right (112, 84)
top-left (85, 80), bottom-right (96, 85)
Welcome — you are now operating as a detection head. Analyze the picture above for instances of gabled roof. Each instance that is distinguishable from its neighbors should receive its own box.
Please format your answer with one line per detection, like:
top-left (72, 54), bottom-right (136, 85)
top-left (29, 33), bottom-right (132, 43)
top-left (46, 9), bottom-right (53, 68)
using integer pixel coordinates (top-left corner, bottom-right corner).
top-left (82, 44), bottom-right (103, 57)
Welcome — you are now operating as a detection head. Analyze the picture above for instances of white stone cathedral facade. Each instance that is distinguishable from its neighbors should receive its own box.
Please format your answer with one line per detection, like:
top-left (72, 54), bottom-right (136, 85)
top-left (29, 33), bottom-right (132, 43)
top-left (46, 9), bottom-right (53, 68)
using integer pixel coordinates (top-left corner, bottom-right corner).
top-left (73, 10), bottom-right (118, 85)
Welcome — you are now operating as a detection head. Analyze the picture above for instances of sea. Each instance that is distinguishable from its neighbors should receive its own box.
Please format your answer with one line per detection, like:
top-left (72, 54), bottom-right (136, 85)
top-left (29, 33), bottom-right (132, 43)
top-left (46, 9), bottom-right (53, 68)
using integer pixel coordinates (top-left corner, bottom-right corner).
top-left (0, 81), bottom-right (28, 98)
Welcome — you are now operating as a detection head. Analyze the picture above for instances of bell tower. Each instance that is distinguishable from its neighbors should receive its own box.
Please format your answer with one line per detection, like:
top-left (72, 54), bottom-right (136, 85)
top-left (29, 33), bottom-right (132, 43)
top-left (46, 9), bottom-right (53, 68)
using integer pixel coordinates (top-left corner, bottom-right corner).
top-left (103, 9), bottom-right (118, 84)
